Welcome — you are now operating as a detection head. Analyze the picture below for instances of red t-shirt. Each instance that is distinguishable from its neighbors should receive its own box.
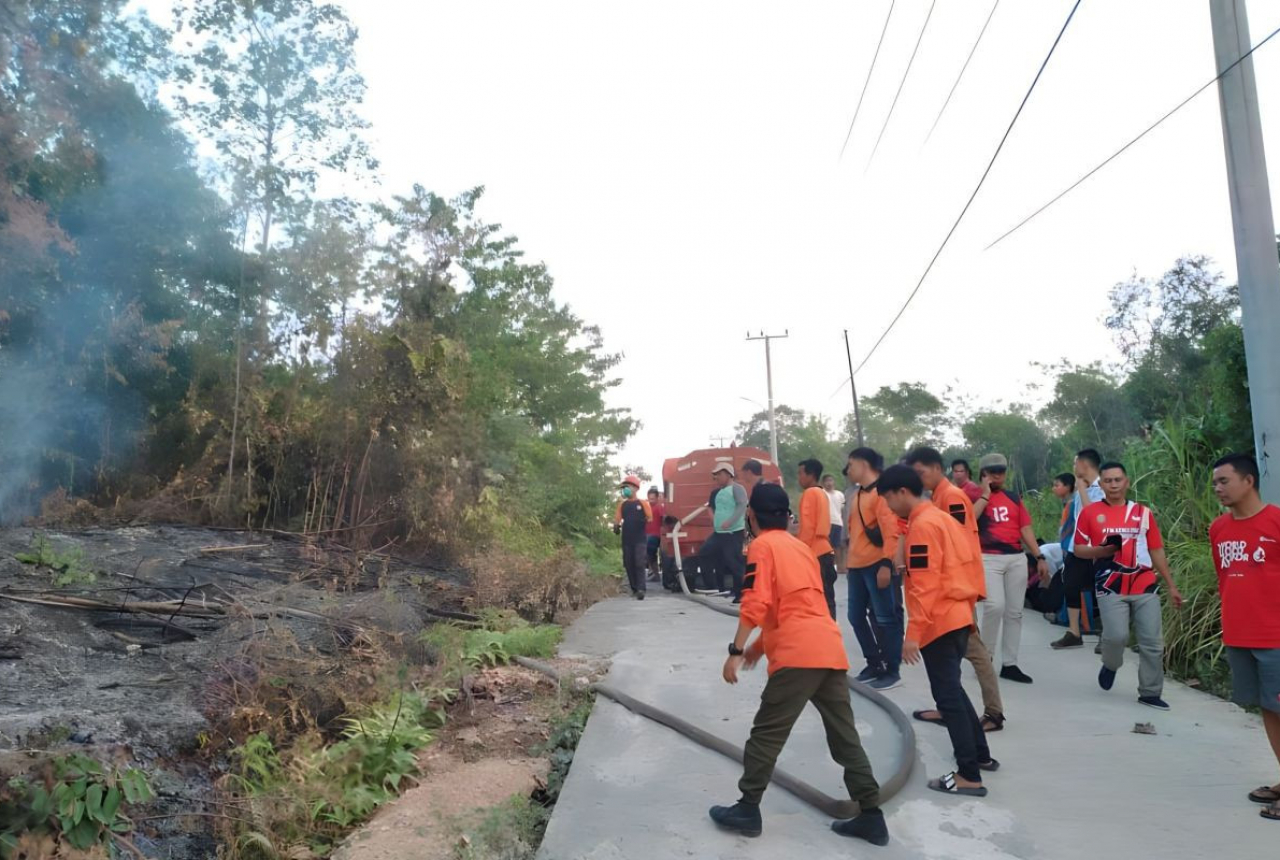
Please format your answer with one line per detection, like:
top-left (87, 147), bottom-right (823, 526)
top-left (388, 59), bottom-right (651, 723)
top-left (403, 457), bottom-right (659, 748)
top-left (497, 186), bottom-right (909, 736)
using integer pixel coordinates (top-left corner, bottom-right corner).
top-left (1210, 504), bottom-right (1280, 648)
top-left (1074, 500), bottom-right (1164, 595)
top-left (645, 501), bottom-right (666, 537)
top-left (978, 490), bottom-right (1031, 555)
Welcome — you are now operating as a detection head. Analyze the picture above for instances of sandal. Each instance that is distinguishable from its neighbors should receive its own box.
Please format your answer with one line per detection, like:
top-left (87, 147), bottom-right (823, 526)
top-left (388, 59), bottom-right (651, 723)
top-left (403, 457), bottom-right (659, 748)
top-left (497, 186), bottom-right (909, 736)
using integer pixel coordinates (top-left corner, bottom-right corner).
top-left (978, 758), bottom-right (1001, 773)
top-left (1249, 786), bottom-right (1280, 804)
top-left (927, 772), bottom-right (988, 797)
top-left (981, 713), bottom-right (1005, 733)
top-left (1262, 802), bottom-right (1280, 821)
top-left (912, 709), bottom-right (946, 726)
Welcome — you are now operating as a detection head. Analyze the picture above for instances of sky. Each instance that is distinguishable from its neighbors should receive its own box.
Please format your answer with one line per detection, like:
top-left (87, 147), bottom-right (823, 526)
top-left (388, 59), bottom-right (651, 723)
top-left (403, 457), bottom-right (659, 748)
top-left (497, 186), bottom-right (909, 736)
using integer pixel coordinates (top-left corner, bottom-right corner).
top-left (291, 2), bottom-right (1280, 476)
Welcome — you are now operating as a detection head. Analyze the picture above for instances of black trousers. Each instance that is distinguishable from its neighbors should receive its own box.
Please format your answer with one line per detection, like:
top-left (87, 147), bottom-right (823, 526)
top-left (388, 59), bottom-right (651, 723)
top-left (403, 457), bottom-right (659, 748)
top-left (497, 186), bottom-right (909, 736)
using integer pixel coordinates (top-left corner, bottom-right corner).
top-left (706, 530), bottom-right (746, 596)
top-left (921, 626), bottom-right (989, 783)
top-left (818, 552), bottom-right (839, 619)
top-left (621, 540), bottom-right (647, 593)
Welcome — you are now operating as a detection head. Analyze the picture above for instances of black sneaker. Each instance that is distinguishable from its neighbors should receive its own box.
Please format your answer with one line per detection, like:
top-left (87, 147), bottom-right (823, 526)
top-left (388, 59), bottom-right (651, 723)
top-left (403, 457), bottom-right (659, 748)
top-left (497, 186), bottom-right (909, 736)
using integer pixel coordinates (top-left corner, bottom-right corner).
top-left (709, 800), bottom-right (762, 837)
top-left (1098, 666), bottom-right (1116, 691)
top-left (999, 665), bottom-right (1033, 684)
top-left (855, 664), bottom-right (882, 683)
top-left (1138, 696), bottom-right (1170, 711)
top-left (1051, 631), bottom-right (1083, 649)
top-left (637, 591), bottom-right (645, 600)
top-left (831, 807), bottom-right (889, 846)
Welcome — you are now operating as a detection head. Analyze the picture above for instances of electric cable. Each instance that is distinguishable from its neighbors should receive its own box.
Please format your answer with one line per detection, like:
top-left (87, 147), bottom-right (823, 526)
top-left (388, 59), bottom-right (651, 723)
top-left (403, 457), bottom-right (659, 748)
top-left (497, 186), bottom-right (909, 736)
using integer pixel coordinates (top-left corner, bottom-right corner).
top-left (839, 0), bottom-right (897, 161)
top-left (925, 0), bottom-right (1001, 144)
top-left (985, 21), bottom-right (1280, 251)
top-left (854, 0), bottom-right (1084, 377)
top-left (867, 0), bottom-right (938, 168)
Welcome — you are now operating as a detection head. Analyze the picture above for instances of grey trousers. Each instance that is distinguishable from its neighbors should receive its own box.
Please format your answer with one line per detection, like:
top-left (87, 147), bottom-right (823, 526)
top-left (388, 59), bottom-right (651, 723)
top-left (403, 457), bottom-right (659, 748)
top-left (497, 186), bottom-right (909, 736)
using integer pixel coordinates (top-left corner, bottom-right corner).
top-left (1099, 592), bottom-right (1164, 697)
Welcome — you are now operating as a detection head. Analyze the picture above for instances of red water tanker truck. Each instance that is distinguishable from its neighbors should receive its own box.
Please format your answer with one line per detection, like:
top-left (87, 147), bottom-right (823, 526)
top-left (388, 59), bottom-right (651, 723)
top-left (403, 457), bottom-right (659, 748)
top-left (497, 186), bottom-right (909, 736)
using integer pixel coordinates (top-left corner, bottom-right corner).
top-left (657, 446), bottom-right (783, 590)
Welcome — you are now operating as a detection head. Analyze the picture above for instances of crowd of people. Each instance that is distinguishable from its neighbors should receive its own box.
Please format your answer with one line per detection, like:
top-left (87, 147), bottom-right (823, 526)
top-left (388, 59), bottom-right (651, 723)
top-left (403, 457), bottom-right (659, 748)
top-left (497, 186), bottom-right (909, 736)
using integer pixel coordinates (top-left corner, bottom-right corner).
top-left (613, 443), bottom-right (1280, 843)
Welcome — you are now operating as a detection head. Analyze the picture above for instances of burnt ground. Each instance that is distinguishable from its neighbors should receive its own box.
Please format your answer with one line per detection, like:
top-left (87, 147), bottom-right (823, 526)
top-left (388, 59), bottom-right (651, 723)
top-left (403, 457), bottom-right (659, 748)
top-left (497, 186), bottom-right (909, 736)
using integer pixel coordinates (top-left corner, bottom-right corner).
top-left (0, 524), bottom-right (474, 858)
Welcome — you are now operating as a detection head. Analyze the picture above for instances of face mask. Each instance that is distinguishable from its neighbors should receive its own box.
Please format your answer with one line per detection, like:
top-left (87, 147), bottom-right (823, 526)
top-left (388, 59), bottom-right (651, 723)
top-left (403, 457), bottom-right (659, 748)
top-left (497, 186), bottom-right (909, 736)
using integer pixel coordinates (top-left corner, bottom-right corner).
top-left (622, 487), bottom-right (634, 498)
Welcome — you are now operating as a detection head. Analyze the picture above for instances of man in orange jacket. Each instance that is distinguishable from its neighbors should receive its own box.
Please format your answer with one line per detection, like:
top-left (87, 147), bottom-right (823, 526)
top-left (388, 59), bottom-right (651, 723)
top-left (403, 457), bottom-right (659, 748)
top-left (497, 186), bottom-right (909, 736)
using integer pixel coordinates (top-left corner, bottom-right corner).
top-left (905, 446), bottom-right (1006, 732)
top-left (797, 457), bottom-right (838, 619)
top-left (709, 483), bottom-right (889, 847)
top-left (844, 447), bottom-right (904, 690)
top-left (879, 464), bottom-right (997, 797)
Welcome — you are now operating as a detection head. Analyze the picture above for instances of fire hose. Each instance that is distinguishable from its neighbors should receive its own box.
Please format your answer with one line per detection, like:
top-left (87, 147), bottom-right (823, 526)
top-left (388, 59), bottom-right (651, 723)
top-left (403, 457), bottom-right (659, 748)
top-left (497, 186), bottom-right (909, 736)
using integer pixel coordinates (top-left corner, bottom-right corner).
top-left (516, 508), bottom-right (917, 819)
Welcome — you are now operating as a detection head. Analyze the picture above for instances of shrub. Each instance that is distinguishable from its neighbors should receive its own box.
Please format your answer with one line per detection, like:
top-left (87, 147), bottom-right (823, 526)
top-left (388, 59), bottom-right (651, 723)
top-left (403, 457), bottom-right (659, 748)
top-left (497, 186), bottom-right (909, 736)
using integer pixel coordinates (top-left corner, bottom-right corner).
top-left (0, 754), bottom-right (154, 857)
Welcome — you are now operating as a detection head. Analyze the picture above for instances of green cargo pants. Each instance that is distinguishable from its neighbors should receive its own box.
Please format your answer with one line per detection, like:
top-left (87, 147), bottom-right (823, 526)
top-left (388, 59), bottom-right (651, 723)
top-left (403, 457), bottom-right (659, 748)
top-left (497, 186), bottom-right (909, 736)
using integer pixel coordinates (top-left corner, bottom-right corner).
top-left (738, 667), bottom-right (880, 810)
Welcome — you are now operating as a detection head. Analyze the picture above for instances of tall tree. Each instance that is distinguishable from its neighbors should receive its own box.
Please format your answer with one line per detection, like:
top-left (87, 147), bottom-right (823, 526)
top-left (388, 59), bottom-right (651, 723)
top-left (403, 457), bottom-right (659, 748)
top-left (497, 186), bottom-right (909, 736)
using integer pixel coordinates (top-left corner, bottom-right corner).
top-left (173, 0), bottom-right (376, 497)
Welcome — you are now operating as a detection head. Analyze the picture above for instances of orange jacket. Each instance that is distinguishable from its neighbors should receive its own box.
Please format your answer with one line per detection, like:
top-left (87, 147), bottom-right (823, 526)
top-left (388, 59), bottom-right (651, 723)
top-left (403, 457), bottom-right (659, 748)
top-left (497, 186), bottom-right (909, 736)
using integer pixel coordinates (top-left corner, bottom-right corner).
top-left (902, 504), bottom-right (984, 647)
top-left (846, 484), bottom-right (900, 569)
top-left (797, 486), bottom-right (834, 558)
top-left (930, 477), bottom-right (985, 599)
top-left (740, 529), bottom-right (849, 674)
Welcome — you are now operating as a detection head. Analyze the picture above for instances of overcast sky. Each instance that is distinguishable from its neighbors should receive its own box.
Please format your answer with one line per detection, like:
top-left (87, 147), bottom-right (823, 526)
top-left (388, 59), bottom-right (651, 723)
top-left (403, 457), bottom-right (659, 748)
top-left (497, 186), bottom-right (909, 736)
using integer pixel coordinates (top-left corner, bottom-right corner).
top-left (332, 0), bottom-right (1280, 478)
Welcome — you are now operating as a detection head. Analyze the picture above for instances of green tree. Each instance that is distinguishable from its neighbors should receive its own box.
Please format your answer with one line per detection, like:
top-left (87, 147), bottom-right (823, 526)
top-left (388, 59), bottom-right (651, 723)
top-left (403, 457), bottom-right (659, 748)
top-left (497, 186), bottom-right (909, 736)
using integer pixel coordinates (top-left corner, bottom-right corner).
top-left (842, 382), bottom-right (948, 460)
top-left (735, 406), bottom-right (846, 490)
top-left (962, 409), bottom-right (1052, 491)
top-left (174, 0), bottom-right (376, 497)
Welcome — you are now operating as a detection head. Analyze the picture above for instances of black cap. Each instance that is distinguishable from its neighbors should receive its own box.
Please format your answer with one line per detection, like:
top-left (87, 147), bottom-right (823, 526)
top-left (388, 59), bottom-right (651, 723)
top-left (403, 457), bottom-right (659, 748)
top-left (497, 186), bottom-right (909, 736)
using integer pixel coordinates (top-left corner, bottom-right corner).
top-left (749, 482), bottom-right (790, 516)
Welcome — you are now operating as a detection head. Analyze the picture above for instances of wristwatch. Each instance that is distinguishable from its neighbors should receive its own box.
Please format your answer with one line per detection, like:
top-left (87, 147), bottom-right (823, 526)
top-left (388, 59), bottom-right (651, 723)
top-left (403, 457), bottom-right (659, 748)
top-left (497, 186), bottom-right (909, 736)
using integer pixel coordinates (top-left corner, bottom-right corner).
top-left (728, 643), bottom-right (745, 656)
top-left (1034, 555), bottom-right (1046, 561)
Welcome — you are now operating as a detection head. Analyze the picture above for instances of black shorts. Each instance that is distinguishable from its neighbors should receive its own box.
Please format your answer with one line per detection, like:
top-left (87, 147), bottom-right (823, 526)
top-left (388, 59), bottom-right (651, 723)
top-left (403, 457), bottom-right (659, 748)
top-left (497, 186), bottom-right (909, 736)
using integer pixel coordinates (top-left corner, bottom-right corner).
top-left (1062, 552), bottom-right (1093, 606)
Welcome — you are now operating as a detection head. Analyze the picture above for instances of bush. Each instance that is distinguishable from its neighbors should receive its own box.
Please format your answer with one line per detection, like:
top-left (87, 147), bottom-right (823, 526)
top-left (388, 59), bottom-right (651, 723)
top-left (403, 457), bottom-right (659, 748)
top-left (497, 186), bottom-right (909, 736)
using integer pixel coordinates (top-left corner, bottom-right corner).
top-left (420, 619), bottom-right (562, 682)
top-left (0, 754), bottom-right (153, 857)
top-left (221, 690), bottom-right (449, 854)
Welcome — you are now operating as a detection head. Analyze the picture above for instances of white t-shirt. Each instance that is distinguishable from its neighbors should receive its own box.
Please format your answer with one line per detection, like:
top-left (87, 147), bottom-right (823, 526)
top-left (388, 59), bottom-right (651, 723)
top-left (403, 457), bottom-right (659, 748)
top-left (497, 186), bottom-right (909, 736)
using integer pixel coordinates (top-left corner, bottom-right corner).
top-left (825, 490), bottom-right (845, 525)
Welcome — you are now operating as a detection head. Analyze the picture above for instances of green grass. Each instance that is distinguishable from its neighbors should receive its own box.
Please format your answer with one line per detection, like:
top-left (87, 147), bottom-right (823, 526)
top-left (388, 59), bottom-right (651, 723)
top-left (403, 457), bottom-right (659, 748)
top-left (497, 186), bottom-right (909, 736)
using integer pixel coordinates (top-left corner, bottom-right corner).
top-left (420, 619), bottom-right (562, 681)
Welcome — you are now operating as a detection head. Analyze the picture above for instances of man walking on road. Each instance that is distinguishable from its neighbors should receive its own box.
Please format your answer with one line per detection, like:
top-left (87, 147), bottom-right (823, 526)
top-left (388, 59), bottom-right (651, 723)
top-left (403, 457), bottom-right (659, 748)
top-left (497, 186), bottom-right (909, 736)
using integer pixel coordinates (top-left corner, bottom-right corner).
top-left (973, 453), bottom-right (1049, 684)
top-left (845, 447), bottom-right (904, 691)
top-left (879, 465), bottom-right (997, 797)
top-left (797, 459), bottom-right (838, 619)
top-left (1074, 461), bottom-right (1183, 709)
top-left (614, 475), bottom-right (652, 599)
top-left (1209, 453), bottom-right (1280, 821)
top-left (1053, 449), bottom-right (1106, 649)
top-left (705, 463), bottom-right (749, 602)
top-left (710, 483), bottom-right (889, 846)
top-left (905, 447), bottom-right (1007, 732)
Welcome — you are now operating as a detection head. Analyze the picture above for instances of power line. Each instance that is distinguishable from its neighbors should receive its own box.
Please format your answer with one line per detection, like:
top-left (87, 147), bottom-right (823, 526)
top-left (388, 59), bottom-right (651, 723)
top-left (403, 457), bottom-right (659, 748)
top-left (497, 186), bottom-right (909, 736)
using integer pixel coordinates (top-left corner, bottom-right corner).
top-left (854, 0), bottom-right (1084, 376)
top-left (838, 0), bottom-right (897, 161)
top-left (925, 0), bottom-right (1001, 144)
top-left (867, 0), bottom-right (938, 168)
top-left (985, 21), bottom-right (1280, 251)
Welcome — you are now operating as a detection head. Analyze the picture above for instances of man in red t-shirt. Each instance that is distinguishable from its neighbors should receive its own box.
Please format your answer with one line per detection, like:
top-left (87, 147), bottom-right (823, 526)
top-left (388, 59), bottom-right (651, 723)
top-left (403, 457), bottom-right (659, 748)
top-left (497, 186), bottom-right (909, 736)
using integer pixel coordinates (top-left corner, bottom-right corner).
top-left (1074, 461), bottom-right (1183, 710)
top-left (645, 487), bottom-right (666, 581)
top-left (1210, 453), bottom-right (1280, 821)
top-left (972, 454), bottom-right (1049, 685)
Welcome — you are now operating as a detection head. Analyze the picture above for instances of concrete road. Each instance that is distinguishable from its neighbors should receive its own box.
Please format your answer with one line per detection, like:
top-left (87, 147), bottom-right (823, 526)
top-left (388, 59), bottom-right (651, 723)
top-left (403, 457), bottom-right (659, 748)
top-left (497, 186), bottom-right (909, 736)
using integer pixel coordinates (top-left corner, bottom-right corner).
top-left (538, 589), bottom-right (1276, 859)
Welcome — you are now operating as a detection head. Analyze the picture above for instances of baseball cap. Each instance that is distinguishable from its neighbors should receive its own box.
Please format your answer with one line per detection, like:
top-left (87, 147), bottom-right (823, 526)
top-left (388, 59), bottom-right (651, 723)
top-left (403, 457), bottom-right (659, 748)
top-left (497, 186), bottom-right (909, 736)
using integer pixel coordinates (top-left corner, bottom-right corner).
top-left (749, 482), bottom-right (790, 515)
top-left (978, 453), bottom-right (1009, 471)
top-left (711, 462), bottom-right (736, 477)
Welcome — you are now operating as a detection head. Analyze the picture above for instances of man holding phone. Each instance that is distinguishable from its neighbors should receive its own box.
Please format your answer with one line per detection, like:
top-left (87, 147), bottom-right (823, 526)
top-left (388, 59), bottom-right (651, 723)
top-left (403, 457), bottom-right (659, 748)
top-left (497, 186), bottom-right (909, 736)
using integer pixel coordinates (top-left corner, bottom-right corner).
top-left (1074, 461), bottom-right (1183, 709)
top-left (972, 453), bottom-right (1049, 684)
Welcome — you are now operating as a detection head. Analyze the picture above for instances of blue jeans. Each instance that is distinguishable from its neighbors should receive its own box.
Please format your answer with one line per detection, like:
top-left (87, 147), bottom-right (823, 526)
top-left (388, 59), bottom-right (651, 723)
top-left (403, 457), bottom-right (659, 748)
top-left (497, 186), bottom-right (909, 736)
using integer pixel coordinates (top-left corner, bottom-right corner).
top-left (847, 564), bottom-right (904, 674)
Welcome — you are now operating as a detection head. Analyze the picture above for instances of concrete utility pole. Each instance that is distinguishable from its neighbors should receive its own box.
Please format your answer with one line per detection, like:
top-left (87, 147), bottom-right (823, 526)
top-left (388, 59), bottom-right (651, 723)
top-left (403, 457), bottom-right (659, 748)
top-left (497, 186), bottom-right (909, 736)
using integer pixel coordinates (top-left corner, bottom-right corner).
top-left (745, 330), bottom-right (788, 467)
top-left (1211, 0), bottom-right (1280, 501)
top-left (843, 329), bottom-right (865, 447)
